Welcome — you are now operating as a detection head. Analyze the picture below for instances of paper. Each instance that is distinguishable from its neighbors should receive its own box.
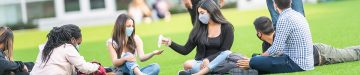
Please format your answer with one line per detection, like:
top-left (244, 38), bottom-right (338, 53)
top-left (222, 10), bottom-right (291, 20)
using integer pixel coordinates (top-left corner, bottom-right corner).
top-left (158, 34), bottom-right (163, 48)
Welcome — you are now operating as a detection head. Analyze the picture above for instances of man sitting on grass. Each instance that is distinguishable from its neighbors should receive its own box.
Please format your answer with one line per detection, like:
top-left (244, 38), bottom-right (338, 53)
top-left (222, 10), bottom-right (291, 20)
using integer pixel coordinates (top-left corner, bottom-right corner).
top-left (237, 0), bottom-right (315, 74)
top-left (240, 16), bottom-right (360, 68)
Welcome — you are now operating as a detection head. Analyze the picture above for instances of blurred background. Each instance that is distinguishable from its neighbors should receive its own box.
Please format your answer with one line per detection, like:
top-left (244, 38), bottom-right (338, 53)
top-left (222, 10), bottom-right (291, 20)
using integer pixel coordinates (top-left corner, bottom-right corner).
top-left (2, 0), bottom-right (360, 75)
top-left (0, 0), bottom-right (332, 30)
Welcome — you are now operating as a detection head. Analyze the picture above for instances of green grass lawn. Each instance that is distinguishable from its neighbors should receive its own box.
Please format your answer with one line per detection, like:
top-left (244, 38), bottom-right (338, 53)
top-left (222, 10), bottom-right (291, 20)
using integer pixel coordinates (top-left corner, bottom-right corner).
top-left (12, 0), bottom-right (360, 74)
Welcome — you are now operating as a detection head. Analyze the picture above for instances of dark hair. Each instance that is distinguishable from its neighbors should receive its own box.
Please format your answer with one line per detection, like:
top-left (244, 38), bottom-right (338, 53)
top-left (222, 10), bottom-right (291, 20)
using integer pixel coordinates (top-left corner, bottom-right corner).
top-left (274, 0), bottom-right (291, 10)
top-left (0, 26), bottom-right (14, 61)
top-left (42, 24), bottom-right (82, 63)
top-left (253, 16), bottom-right (274, 35)
top-left (191, 0), bottom-right (234, 44)
top-left (112, 14), bottom-right (136, 58)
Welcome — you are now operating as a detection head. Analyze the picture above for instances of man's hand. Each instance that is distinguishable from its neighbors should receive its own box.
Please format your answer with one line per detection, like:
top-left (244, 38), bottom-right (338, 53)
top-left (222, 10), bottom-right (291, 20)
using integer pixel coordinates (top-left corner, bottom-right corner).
top-left (261, 52), bottom-right (270, 56)
top-left (236, 57), bottom-right (250, 70)
top-left (220, 0), bottom-right (225, 8)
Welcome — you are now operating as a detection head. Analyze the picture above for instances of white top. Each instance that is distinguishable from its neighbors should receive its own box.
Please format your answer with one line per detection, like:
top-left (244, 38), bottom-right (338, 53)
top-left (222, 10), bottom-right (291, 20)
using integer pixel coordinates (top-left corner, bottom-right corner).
top-left (106, 38), bottom-right (138, 57)
top-left (30, 44), bottom-right (99, 75)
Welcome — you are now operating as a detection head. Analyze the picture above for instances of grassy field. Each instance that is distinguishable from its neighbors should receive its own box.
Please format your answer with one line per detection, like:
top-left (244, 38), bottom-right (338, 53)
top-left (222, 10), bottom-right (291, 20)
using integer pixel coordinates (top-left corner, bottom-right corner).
top-left (12, 0), bottom-right (360, 75)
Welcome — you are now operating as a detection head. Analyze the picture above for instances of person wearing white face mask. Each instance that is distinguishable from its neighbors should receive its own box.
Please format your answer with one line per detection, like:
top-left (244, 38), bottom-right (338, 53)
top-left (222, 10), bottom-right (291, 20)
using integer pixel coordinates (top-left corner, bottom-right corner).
top-left (160, 0), bottom-right (235, 75)
top-left (106, 14), bottom-right (162, 75)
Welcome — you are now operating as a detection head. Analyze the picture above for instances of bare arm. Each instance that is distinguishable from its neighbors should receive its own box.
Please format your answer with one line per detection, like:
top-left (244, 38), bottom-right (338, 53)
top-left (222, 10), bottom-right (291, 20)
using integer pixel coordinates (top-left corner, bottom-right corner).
top-left (135, 35), bottom-right (162, 62)
top-left (107, 42), bottom-right (135, 67)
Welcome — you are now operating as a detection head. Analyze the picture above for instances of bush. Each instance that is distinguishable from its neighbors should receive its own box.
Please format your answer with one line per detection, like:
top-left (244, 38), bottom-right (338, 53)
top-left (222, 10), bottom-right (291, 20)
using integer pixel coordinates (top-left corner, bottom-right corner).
top-left (6, 22), bottom-right (37, 30)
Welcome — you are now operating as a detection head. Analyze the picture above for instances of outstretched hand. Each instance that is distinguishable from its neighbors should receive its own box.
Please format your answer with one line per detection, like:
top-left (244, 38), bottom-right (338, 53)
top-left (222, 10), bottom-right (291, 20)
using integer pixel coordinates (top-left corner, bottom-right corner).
top-left (153, 50), bottom-right (164, 55)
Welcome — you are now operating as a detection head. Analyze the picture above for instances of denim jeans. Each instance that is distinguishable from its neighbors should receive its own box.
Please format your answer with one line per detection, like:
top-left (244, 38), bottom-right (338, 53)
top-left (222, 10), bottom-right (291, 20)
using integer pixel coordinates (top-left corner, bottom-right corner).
top-left (249, 54), bottom-right (304, 74)
top-left (113, 52), bottom-right (160, 75)
top-left (188, 50), bottom-right (232, 73)
top-left (266, 0), bottom-right (305, 29)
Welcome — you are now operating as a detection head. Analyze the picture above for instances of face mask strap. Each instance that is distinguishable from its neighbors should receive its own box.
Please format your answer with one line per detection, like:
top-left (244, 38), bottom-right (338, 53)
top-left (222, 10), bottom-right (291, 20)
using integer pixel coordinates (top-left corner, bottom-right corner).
top-left (257, 32), bottom-right (263, 40)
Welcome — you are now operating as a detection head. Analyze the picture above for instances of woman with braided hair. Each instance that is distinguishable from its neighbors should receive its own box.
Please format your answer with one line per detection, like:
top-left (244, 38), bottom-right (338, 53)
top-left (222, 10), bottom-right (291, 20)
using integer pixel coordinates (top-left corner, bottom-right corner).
top-left (31, 24), bottom-right (101, 75)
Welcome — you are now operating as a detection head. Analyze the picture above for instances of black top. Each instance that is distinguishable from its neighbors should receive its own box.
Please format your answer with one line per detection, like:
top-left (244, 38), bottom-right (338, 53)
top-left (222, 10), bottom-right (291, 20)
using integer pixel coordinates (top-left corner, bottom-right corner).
top-left (170, 23), bottom-right (234, 61)
top-left (261, 41), bottom-right (272, 53)
top-left (0, 50), bottom-right (26, 75)
top-left (205, 35), bottom-right (221, 59)
top-left (187, 0), bottom-right (221, 25)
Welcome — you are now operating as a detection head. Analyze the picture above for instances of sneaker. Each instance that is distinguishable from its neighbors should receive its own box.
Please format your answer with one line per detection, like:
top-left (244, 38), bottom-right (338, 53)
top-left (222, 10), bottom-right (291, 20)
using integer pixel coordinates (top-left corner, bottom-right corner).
top-left (178, 70), bottom-right (191, 75)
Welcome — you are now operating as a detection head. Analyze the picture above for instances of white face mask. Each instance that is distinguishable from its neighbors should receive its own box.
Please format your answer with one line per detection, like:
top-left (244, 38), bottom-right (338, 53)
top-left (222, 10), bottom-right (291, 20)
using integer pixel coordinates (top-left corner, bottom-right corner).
top-left (199, 13), bottom-right (210, 24)
top-left (72, 39), bottom-right (80, 49)
top-left (125, 27), bottom-right (134, 37)
top-left (75, 44), bottom-right (80, 49)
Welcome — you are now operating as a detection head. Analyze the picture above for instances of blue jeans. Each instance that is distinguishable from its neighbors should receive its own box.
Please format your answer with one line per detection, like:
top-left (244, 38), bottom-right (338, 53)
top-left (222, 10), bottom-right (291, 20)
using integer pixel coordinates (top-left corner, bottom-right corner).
top-left (114, 52), bottom-right (160, 75)
top-left (249, 54), bottom-right (303, 74)
top-left (189, 50), bottom-right (232, 73)
top-left (266, 0), bottom-right (305, 29)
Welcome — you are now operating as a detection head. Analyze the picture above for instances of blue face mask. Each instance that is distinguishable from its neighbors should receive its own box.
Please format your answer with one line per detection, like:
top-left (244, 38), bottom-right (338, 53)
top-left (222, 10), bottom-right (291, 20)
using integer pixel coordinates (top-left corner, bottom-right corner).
top-left (199, 13), bottom-right (210, 24)
top-left (125, 27), bottom-right (134, 37)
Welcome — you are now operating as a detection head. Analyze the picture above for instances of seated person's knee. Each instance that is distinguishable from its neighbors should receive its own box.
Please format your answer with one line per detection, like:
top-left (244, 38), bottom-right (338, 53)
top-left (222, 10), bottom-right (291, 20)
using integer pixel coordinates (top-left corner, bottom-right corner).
top-left (183, 60), bottom-right (195, 70)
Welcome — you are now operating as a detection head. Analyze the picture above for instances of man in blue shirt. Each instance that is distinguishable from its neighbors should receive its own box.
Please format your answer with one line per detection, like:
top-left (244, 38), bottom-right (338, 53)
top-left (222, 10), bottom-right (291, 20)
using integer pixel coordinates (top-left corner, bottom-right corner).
top-left (237, 0), bottom-right (314, 74)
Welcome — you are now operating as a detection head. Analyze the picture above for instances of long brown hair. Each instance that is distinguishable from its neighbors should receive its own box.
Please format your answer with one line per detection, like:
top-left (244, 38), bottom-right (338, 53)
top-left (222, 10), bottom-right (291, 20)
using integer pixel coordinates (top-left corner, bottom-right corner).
top-left (112, 14), bottom-right (137, 58)
top-left (191, 0), bottom-right (234, 44)
top-left (0, 26), bottom-right (14, 61)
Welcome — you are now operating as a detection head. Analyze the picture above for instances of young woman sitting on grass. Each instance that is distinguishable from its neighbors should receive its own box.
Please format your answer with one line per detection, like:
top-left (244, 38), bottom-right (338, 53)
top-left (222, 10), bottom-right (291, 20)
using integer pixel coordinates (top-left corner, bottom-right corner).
top-left (107, 14), bottom-right (162, 75)
top-left (31, 24), bottom-right (103, 75)
top-left (0, 26), bottom-right (30, 75)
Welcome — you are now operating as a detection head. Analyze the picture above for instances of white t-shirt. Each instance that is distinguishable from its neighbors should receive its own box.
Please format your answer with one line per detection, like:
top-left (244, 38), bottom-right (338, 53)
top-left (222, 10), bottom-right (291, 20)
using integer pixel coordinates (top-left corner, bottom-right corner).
top-left (106, 38), bottom-right (137, 57)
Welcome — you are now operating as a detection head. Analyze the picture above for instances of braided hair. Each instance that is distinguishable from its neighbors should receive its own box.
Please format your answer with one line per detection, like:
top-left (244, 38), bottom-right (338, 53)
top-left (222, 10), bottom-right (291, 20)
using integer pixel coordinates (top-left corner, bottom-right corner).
top-left (0, 26), bottom-right (14, 61)
top-left (41, 24), bottom-right (82, 63)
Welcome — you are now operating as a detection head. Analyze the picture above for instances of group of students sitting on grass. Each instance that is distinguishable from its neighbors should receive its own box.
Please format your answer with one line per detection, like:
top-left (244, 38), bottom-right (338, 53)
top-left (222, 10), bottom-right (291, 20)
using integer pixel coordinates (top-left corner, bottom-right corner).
top-left (1, 0), bottom-right (360, 75)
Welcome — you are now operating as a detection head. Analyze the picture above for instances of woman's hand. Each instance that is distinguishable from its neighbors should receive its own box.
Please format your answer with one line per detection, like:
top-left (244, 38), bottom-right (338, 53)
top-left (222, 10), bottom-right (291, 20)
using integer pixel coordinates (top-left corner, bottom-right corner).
top-left (161, 37), bottom-right (172, 46)
top-left (22, 64), bottom-right (29, 72)
top-left (236, 57), bottom-right (250, 70)
top-left (183, 0), bottom-right (193, 9)
top-left (200, 58), bottom-right (210, 70)
top-left (152, 50), bottom-right (164, 55)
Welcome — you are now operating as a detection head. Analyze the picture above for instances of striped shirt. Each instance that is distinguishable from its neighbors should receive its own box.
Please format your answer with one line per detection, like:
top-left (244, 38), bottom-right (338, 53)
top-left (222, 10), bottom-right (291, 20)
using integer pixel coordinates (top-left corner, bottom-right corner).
top-left (266, 8), bottom-right (314, 70)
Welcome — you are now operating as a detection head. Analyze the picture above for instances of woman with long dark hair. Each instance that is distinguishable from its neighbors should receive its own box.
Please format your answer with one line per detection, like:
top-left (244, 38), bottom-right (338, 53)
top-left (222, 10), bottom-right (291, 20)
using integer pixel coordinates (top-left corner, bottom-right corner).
top-left (0, 26), bottom-right (29, 75)
top-left (161, 0), bottom-right (234, 74)
top-left (107, 14), bottom-right (161, 75)
top-left (30, 24), bottom-right (100, 75)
